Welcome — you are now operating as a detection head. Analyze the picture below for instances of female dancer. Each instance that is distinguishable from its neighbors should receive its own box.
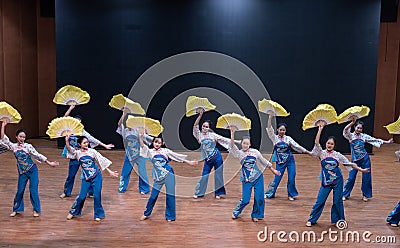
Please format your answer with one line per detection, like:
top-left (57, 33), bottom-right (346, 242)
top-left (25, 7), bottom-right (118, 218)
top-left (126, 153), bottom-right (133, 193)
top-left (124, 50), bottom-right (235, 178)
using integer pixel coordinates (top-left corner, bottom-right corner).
top-left (229, 128), bottom-right (281, 221)
top-left (192, 108), bottom-right (233, 199)
top-left (264, 114), bottom-right (311, 200)
top-left (387, 202), bottom-right (400, 227)
top-left (60, 104), bottom-right (114, 198)
top-left (342, 118), bottom-right (392, 202)
top-left (117, 108), bottom-right (153, 194)
top-left (306, 123), bottom-right (369, 227)
top-left (64, 133), bottom-right (118, 221)
top-left (138, 134), bottom-right (197, 221)
top-left (0, 120), bottom-right (58, 217)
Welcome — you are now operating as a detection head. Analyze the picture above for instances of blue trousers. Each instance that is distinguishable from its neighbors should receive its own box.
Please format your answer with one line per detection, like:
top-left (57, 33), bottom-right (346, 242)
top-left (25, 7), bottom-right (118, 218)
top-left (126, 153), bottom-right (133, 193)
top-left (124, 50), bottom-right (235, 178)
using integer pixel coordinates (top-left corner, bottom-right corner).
top-left (265, 156), bottom-right (298, 198)
top-left (118, 155), bottom-right (149, 193)
top-left (387, 201), bottom-right (400, 225)
top-left (144, 172), bottom-right (176, 221)
top-left (13, 165), bottom-right (40, 213)
top-left (63, 159), bottom-right (93, 196)
top-left (343, 155), bottom-right (372, 198)
top-left (308, 177), bottom-right (345, 224)
top-left (233, 175), bottom-right (265, 219)
top-left (69, 173), bottom-right (105, 219)
top-left (194, 152), bottom-right (226, 197)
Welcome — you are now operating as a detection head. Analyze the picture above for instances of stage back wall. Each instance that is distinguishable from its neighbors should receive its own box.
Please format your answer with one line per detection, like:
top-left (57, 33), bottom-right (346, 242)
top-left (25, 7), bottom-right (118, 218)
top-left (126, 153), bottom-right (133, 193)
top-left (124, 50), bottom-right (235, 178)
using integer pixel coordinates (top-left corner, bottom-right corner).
top-left (56, 0), bottom-right (380, 153)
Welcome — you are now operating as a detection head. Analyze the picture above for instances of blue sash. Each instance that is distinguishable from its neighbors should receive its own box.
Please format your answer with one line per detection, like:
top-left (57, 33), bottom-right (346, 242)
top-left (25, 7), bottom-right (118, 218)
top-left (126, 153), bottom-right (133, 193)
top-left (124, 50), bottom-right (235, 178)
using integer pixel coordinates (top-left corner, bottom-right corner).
top-left (79, 155), bottom-right (100, 180)
top-left (14, 150), bottom-right (35, 174)
top-left (62, 136), bottom-right (79, 157)
top-left (125, 134), bottom-right (140, 161)
top-left (272, 141), bottom-right (291, 164)
top-left (151, 154), bottom-right (173, 182)
top-left (320, 157), bottom-right (342, 186)
top-left (350, 139), bottom-right (367, 162)
top-left (200, 138), bottom-right (218, 161)
top-left (240, 155), bottom-right (262, 182)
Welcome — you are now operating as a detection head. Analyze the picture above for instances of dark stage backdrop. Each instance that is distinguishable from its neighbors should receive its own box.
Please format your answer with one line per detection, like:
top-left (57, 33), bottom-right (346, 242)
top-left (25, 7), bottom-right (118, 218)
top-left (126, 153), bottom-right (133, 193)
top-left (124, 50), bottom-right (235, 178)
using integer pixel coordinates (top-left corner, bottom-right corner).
top-left (56, 0), bottom-right (380, 153)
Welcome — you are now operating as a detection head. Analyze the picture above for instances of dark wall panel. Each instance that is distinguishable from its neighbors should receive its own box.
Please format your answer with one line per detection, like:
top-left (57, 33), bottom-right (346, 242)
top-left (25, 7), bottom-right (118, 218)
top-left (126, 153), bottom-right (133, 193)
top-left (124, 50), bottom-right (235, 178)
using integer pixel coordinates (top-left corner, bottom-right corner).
top-left (56, 0), bottom-right (381, 153)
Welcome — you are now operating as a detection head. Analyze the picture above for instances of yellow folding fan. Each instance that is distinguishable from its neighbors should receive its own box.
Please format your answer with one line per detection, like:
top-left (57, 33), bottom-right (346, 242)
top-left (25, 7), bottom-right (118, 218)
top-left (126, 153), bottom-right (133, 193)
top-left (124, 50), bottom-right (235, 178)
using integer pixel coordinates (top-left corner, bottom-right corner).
top-left (125, 116), bottom-right (164, 136)
top-left (46, 117), bottom-right (84, 139)
top-left (302, 104), bottom-right (338, 130)
top-left (53, 85), bottom-right (90, 105)
top-left (337, 105), bottom-right (370, 124)
top-left (109, 94), bottom-right (145, 115)
top-left (216, 113), bottom-right (251, 131)
top-left (258, 98), bottom-right (290, 117)
top-left (0, 101), bottom-right (22, 123)
top-left (384, 115), bottom-right (400, 134)
top-left (185, 96), bottom-right (216, 117)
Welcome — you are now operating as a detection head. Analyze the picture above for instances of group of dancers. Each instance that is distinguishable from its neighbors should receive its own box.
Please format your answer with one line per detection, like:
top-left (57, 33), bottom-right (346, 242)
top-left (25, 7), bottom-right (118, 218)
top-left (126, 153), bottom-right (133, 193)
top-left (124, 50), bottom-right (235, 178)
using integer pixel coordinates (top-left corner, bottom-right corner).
top-left (1, 100), bottom-right (400, 228)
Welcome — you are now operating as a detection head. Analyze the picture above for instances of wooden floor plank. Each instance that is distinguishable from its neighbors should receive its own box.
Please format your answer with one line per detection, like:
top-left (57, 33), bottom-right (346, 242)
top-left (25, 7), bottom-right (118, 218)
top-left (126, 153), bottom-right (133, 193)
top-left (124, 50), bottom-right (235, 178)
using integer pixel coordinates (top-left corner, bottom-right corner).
top-left (0, 139), bottom-right (399, 247)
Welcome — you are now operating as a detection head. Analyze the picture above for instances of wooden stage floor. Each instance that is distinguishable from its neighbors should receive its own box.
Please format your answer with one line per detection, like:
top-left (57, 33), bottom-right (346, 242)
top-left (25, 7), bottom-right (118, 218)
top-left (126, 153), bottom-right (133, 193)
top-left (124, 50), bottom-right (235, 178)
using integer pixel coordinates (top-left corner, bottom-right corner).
top-left (0, 139), bottom-right (399, 247)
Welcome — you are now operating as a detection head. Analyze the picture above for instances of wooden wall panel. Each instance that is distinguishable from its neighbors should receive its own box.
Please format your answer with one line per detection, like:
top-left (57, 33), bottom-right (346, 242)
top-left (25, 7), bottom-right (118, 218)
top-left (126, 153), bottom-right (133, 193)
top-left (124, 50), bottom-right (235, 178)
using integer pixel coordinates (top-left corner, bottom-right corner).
top-left (2, 0), bottom-right (23, 137)
top-left (20, 0), bottom-right (38, 136)
top-left (375, 4), bottom-right (400, 143)
top-left (0, 0), bottom-right (40, 138)
top-left (36, 0), bottom-right (56, 135)
top-left (0, 0), bottom-right (4, 100)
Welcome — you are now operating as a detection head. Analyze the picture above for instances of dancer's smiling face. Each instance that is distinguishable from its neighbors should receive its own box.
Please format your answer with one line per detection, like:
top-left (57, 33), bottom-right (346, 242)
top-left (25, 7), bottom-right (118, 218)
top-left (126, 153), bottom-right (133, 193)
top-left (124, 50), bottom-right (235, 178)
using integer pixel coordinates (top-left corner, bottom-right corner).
top-left (201, 122), bottom-right (210, 133)
top-left (153, 138), bottom-right (163, 149)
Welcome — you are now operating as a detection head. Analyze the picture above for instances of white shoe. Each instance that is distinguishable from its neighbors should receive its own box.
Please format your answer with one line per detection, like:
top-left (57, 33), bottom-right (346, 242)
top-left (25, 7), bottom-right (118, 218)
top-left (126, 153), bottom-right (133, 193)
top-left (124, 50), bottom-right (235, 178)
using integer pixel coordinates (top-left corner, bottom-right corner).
top-left (390, 223), bottom-right (399, 227)
top-left (362, 196), bottom-right (369, 202)
top-left (59, 193), bottom-right (66, 199)
top-left (66, 214), bottom-right (74, 220)
top-left (140, 215), bottom-right (148, 221)
top-left (232, 213), bottom-right (237, 219)
top-left (95, 218), bottom-right (101, 222)
top-left (306, 221), bottom-right (312, 227)
top-left (342, 196), bottom-right (348, 201)
top-left (215, 196), bottom-right (221, 199)
top-left (10, 212), bottom-right (17, 217)
top-left (33, 211), bottom-right (40, 217)
top-left (288, 197), bottom-right (295, 201)
top-left (252, 218), bottom-right (259, 222)
top-left (193, 195), bottom-right (198, 199)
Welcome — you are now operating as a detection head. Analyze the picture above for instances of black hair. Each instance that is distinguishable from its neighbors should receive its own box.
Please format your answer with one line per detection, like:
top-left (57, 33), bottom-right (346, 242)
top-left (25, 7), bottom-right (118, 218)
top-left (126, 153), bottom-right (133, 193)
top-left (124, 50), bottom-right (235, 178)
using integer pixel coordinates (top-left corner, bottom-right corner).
top-left (149, 135), bottom-right (167, 149)
top-left (15, 129), bottom-right (25, 136)
top-left (77, 136), bottom-right (88, 145)
top-left (242, 135), bottom-right (251, 141)
top-left (355, 121), bottom-right (364, 127)
top-left (74, 115), bottom-right (83, 121)
top-left (201, 120), bottom-right (212, 127)
top-left (277, 122), bottom-right (287, 129)
top-left (326, 136), bottom-right (336, 148)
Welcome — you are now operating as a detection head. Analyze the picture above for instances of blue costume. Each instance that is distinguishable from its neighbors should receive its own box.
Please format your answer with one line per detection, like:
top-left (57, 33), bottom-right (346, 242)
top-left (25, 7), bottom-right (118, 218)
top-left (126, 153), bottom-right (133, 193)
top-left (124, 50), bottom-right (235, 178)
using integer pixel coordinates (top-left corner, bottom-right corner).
top-left (140, 145), bottom-right (188, 221)
top-left (66, 147), bottom-right (112, 220)
top-left (308, 144), bottom-right (354, 225)
top-left (229, 144), bottom-right (271, 219)
top-left (193, 125), bottom-right (231, 197)
top-left (264, 126), bottom-right (307, 199)
top-left (0, 135), bottom-right (48, 214)
top-left (387, 201), bottom-right (400, 226)
top-left (61, 129), bottom-right (101, 197)
top-left (342, 129), bottom-right (383, 199)
top-left (117, 124), bottom-right (152, 194)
